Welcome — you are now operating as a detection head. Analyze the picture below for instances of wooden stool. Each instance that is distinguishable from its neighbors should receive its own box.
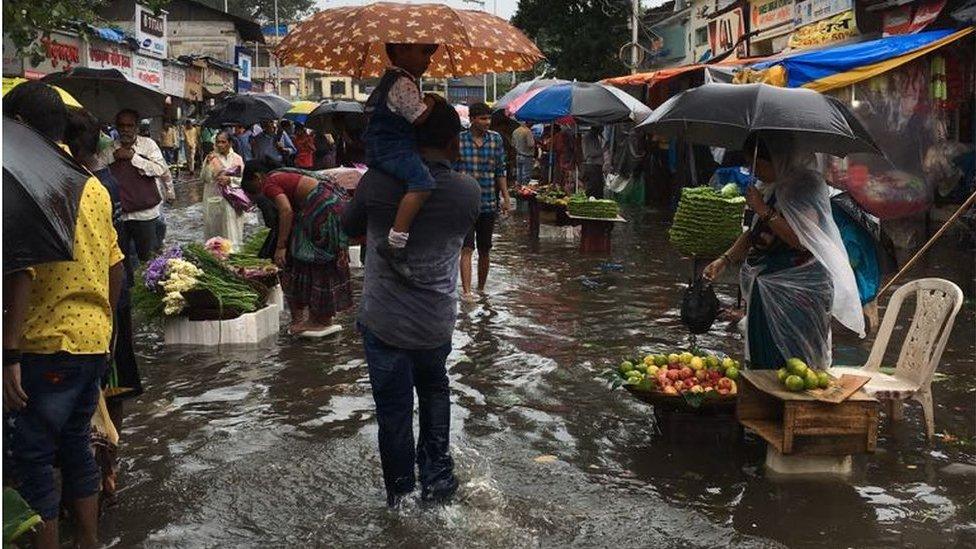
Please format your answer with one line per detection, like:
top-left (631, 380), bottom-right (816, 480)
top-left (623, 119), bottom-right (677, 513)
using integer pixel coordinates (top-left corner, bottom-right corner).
top-left (567, 214), bottom-right (626, 254)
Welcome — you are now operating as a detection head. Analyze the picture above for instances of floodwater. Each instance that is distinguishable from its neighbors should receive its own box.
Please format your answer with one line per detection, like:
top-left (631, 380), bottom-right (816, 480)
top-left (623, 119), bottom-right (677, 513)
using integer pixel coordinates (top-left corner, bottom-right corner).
top-left (101, 179), bottom-right (975, 548)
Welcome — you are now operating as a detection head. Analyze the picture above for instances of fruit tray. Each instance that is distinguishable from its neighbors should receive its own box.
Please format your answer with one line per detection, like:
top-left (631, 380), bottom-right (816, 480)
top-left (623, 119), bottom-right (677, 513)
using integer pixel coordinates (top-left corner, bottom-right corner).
top-left (624, 385), bottom-right (737, 411)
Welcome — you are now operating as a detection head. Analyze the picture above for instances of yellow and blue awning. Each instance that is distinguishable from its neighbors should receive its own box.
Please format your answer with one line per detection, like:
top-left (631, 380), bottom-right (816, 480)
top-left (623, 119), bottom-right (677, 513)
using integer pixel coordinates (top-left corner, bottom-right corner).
top-left (746, 27), bottom-right (973, 91)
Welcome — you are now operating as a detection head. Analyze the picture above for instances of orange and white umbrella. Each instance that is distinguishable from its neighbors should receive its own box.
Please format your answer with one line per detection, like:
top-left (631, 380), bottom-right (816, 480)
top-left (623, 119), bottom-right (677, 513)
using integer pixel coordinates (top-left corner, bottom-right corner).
top-left (276, 2), bottom-right (544, 78)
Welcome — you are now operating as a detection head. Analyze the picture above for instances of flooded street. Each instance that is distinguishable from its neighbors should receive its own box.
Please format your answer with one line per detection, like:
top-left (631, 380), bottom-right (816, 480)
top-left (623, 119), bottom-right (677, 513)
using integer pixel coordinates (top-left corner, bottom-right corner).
top-left (101, 180), bottom-right (975, 548)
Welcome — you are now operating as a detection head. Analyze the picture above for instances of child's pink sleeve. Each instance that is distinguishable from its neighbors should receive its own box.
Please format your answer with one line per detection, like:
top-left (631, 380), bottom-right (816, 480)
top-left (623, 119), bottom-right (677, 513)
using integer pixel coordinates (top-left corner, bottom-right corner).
top-left (387, 76), bottom-right (428, 123)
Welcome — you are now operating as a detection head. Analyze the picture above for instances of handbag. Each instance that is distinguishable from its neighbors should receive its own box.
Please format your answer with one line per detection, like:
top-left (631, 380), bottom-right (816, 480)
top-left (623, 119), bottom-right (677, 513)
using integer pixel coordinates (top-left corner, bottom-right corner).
top-left (110, 160), bottom-right (162, 213)
top-left (680, 276), bottom-right (720, 335)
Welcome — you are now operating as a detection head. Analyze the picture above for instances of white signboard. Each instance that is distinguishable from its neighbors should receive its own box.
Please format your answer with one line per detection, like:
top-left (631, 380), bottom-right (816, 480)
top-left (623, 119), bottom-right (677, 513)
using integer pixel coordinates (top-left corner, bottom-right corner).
top-left (87, 41), bottom-right (133, 78)
top-left (162, 63), bottom-right (186, 97)
top-left (237, 52), bottom-right (252, 83)
top-left (794, 0), bottom-right (852, 27)
top-left (133, 54), bottom-right (163, 90)
top-left (752, 0), bottom-right (795, 40)
top-left (135, 3), bottom-right (167, 59)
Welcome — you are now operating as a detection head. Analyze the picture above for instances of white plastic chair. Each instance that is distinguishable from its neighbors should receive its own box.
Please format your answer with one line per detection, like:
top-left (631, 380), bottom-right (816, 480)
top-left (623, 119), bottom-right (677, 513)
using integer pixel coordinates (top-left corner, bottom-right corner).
top-left (831, 278), bottom-right (964, 442)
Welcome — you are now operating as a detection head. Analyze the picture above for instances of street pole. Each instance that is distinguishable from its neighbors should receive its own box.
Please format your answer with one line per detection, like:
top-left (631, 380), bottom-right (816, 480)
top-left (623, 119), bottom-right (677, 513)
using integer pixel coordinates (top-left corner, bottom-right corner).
top-left (631, 0), bottom-right (640, 74)
top-left (491, 0), bottom-right (497, 102)
top-left (274, 0), bottom-right (280, 95)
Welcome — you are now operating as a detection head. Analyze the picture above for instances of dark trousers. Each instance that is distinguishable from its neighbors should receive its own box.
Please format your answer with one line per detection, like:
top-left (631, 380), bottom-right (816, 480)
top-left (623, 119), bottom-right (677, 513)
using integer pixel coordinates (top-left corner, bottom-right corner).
top-left (583, 163), bottom-right (604, 198)
top-left (361, 327), bottom-right (456, 505)
top-left (122, 219), bottom-right (160, 263)
top-left (7, 354), bottom-right (105, 519)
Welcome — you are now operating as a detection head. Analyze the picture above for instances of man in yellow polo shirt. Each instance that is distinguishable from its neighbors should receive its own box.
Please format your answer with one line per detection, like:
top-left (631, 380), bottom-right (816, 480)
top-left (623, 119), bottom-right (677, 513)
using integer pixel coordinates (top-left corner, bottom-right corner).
top-left (3, 82), bottom-right (124, 549)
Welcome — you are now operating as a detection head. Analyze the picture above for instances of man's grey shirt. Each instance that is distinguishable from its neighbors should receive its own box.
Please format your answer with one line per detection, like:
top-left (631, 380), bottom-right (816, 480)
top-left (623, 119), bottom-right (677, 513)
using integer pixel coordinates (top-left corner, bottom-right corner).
top-left (344, 158), bottom-right (480, 349)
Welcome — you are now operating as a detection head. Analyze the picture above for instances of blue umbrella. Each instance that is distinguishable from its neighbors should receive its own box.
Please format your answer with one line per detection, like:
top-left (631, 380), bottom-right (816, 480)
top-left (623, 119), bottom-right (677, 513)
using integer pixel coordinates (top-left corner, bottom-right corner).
top-left (511, 82), bottom-right (651, 125)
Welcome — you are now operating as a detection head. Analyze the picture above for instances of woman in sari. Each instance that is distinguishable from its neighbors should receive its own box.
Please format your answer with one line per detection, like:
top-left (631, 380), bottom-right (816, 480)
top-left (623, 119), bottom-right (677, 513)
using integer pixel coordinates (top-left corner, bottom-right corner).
top-left (202, 131), bottom-right (246, 248)
top-left (242, 160), bottom-right (352, 336)
top-left (293, 123), bottom-right (316, 169)
top-left (704, 137), bottom-right (864, 370)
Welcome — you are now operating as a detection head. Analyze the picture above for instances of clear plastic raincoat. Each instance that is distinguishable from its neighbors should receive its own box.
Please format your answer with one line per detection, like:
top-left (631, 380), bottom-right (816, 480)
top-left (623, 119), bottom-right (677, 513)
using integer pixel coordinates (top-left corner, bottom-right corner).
top-left (741, 141), bottom-right (865, 370)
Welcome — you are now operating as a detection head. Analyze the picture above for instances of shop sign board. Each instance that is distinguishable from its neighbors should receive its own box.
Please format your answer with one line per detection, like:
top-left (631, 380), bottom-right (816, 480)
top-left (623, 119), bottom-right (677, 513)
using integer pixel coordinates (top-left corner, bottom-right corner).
top-left (751, 0), bottom-right (795, 40)
top-left (87, 40), bottom-right (133, 78)
top-left (203, 64), bottom-right (236, 95)
top-left (883, 0), bottom-right (945, 36)
top-left (708, 7), bottom-right (748, 60)
top-left (23, 33), bottom-right (82, 79)
top-left (162, 63), bottom-right (186, 97)
top-left (135, 3), bottom-right (167, 59)
top-left (133, 54), bottom-right (163, 90)
top-left (184, 64), bottom-right (203, 101)
top-left (793, 0), bottom-right (851, 27)
top-left (787, 9), bottom-right (857, 50)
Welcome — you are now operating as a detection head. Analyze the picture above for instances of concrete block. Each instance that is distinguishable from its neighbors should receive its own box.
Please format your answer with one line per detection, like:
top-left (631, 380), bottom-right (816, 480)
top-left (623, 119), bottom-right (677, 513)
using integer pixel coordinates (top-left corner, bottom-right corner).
top-left (164, 304), bottom-right (280, 347)
top-left (765, 447), bottom-right (853, 477)
top-left (539, 224), bottom-right (580, 241)
top-left (267, 284), bottom-right (284, 309)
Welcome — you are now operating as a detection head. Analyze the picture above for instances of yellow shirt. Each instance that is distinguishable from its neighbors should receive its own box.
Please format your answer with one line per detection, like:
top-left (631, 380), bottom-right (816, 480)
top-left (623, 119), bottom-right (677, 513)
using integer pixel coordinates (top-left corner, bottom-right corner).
top-left (21, 177), bottom-right (125, 354)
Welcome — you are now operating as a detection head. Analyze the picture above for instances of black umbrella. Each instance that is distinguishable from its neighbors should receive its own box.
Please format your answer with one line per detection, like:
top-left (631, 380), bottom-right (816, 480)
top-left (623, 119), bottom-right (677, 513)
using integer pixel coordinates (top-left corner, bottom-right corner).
top-left (309, 100), bottom-right (364, 117)
top-left (203, 93), bottom-right (294, 128)
top-left (636, 83), bottom-right (881, 157)
top-left (42, 68), bottom-right (165, 123)
top-left (306, 101), bottom-right (366, 134)
top-left (2, 117), bottom-right (90, 273)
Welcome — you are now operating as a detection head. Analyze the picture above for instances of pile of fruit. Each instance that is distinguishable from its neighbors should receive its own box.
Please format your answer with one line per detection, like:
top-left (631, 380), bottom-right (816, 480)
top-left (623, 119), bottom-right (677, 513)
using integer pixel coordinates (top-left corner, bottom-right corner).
top-left (567, 196), bottom-right (619, 219)
top-left (777, 358), bottom-right (832, 392)
top-left (515, 185), bottom-right (537, 199)
top-left (614, 351), bottom-right (740, 397)
top-left (669, 186), bottom-right (746, 257)
top-left (537, 187), bottom-right (569, 207)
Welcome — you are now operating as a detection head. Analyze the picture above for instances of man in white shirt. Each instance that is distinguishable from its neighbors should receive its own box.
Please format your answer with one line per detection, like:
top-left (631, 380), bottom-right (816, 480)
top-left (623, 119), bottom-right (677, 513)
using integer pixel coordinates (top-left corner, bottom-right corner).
top-left (99, 109), bottom-right (174, 262)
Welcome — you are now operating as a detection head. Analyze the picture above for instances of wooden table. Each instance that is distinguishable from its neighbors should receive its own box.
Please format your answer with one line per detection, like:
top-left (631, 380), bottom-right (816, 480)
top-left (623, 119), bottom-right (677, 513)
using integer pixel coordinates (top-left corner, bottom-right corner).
top-left (566, 213), bottom-right (627, 254)
top-left (737, 370), bottom-right (879, 456)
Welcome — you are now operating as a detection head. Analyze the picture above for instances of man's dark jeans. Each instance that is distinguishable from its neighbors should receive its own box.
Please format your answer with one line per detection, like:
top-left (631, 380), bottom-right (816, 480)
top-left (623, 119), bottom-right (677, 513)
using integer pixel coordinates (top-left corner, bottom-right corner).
top-left (7, 353), bottom-right (105, 520)
top-left (361, 327), bottom-right (457, 506)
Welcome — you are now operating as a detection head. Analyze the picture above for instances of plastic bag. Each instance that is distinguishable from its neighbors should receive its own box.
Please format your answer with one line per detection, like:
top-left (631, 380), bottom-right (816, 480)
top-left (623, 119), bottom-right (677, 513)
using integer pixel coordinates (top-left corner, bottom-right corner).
top-left (680, 277), bottom-right (720, 335)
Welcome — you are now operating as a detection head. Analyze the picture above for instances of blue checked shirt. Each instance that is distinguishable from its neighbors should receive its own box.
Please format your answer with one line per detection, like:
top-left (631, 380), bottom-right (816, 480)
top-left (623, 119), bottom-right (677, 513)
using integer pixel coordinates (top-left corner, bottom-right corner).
top-left (456, 129), bottom-right (506, 213)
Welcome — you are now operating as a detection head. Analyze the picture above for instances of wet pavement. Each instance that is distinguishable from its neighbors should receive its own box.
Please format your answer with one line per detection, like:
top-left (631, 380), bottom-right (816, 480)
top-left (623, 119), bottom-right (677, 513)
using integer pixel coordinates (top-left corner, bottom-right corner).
top-left (101, 179), bottom-right (975, 548)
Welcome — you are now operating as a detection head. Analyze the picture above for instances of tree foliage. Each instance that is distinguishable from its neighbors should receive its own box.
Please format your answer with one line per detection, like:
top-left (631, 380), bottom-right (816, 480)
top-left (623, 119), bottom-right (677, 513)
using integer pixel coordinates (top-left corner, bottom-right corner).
top-left (196, 0), bottom-right (315, 24)
top-left (512, 0), bottom-right (631, 82)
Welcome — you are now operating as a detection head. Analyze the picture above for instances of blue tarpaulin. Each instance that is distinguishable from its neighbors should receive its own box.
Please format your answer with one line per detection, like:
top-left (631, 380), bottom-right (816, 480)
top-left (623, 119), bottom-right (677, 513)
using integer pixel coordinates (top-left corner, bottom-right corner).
top-left (750, 29), bottom-right (958, 89)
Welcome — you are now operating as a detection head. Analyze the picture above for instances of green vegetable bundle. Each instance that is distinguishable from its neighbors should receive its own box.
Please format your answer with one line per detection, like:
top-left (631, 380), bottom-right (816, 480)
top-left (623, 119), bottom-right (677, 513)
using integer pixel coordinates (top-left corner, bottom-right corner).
top-left (568, 197), bottom-right (619, 219)
top-left (183, 244), bottom-right (264, 313)
top-left (669, 186), bottom-right (746, 257)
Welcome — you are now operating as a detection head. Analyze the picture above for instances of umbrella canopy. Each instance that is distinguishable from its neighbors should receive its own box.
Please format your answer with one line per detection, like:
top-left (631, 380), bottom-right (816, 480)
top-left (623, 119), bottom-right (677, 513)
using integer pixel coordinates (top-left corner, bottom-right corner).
top-left (2, 117), bottom-right (90, 273)
top-left (510, 82), bottom-right (652, 125)
top-left (494, 78), bottom-right (569, 113)
top-left (203, 93), bottom-right (293, 128)
top-left (2, 77), bottom-right (84, 109)
top-left (636, 83), bottom-right (881, 157)
top-left (309, 100), bottom-right (364, 117)
top-left (276, 2), bottom-right (544, 78)
top-left (42, 68), bottom-right (165, 123)
top-left (284, 100), bottom-right (320, 124)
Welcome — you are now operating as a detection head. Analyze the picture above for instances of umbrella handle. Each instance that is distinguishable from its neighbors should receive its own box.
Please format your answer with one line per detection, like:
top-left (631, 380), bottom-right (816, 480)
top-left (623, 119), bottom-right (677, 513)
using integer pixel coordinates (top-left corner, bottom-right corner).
top-left (877, 189), bottom-right (976, 297)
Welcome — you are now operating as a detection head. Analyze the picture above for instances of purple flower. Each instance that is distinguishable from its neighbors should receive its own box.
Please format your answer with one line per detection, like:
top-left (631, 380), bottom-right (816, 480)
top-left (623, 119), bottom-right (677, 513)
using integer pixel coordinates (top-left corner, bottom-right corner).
top-left (143, 246), bottom-right (183, 290)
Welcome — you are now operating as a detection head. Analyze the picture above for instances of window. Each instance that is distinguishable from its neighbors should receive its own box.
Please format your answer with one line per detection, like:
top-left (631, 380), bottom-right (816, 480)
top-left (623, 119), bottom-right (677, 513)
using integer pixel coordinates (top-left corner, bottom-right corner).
top-left (330, 80), bottom-right (347, 97)
top-left (694, 26), bottom-right (708, 47)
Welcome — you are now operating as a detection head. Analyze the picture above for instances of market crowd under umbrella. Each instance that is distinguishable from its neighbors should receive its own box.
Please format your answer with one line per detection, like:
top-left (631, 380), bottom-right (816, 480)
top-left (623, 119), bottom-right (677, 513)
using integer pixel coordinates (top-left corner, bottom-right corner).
top-left (2, 117), bottom-right (91, 273)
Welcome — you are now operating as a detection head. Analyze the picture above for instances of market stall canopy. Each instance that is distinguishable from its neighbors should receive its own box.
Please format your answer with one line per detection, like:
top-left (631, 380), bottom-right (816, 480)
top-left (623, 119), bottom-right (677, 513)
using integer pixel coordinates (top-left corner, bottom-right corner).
top-left (635, 83), bottom-right (881, 157)
top-left (284, 100), bottom-right (320, 124)
top-left (494, 78), bottom-right (569, 113)
top-left (275, 2), bottom-right (544, 78)
top-left (602, 58), bottom-right (763, 88)
top-left (203, 93), bottom-right (293, 128)
top-left (3, 117), bottom-right (90, 273)
top-left (511, 82), bottom-right (652, 125)
top-left (42, 68), bottom-right (165, 123)
top-left (2, 77), bottom-right (83, 109)
top-left (741, 27), bottom-right (974, 91)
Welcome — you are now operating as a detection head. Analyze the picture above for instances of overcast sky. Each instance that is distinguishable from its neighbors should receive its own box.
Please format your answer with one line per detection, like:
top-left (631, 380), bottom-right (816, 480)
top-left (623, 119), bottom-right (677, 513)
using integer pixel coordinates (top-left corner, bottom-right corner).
top-left (315, 0), bottom-right (521, 20)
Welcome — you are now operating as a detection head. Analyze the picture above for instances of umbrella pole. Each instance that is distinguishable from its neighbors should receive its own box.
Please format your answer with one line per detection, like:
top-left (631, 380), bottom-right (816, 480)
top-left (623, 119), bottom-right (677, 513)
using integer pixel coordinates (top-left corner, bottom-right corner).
top-left (548, 124), bottom-right (554, 185)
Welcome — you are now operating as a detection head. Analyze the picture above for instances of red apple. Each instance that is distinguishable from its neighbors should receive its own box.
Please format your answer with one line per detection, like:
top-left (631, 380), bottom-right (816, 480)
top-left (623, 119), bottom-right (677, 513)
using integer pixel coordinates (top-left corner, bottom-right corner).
top-left (717, 378), bottom-right (732, 391)
top-left (717, 388), bottom-right (730, 395)
top-left (709, 370), bottom-right (722, 381)
top-left (673, 380), bottom-right (685, 392)
top-left (680, 367), bottom-right (693, 380)
top-left (663, 385), bottom-right (678, 395)
top-left (667, 369), bottom-right (681, 381)
top-left (695, 370), bottom-right (708, 382)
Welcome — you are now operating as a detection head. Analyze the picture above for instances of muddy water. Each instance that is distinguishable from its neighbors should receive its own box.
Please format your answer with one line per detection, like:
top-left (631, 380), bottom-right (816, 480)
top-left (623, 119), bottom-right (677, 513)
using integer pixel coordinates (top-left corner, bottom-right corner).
top-left (100, 182), bottom-right (975, 548)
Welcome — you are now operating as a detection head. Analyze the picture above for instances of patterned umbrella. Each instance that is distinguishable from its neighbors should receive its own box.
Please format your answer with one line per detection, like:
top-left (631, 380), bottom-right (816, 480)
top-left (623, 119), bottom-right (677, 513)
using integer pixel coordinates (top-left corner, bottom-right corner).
top-left (276, 2), bottom-right (544, 78)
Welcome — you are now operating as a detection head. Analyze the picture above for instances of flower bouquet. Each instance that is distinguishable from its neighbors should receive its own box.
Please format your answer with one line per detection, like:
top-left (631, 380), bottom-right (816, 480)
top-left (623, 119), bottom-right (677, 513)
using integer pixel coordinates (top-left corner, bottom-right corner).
top-left (134, 242), bottom-right (267, 321)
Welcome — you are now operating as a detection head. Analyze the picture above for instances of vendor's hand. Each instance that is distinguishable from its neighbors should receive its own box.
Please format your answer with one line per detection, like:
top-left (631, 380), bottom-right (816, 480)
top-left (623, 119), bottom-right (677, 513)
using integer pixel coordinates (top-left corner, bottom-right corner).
top-left (3, 363), bottom-right (28, 412)
top-left (113, 147), bottom-right (134, 162)
top-left (274, 248), bottom-right (288, 268)
top-left (745, 185), bottom-right (767, 214)
top-left (702, 257), bottom-right (727, 281)
top-left (500, 198), bottom-right (512, 218)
